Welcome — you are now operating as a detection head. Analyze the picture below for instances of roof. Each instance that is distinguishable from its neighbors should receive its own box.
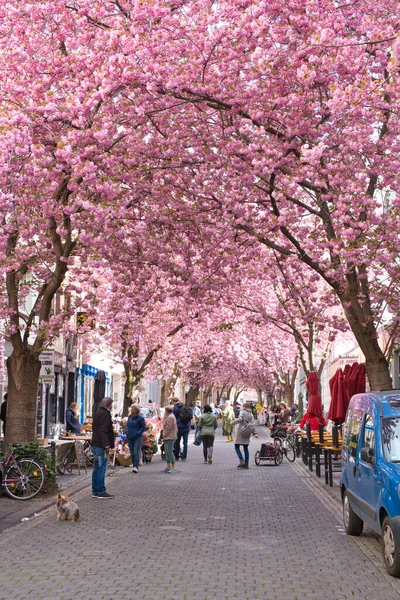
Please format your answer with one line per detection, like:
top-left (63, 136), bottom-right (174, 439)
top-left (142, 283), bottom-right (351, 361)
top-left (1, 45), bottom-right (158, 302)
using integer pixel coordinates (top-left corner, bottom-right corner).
top-left (351, 391), bottom-right (400, 418)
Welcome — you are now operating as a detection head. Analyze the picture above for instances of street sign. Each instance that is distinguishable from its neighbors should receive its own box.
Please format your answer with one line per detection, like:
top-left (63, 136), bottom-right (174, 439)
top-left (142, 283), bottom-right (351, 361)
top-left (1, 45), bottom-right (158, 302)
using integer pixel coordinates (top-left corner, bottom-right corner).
top-left (39, 350), bottom-right (54, 382)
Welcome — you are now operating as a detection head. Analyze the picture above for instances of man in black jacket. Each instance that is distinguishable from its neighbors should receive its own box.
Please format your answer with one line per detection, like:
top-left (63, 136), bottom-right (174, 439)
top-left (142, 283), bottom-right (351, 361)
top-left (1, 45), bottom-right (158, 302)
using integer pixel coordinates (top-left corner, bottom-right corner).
top-left (91, 397), bottom-right (115, 499)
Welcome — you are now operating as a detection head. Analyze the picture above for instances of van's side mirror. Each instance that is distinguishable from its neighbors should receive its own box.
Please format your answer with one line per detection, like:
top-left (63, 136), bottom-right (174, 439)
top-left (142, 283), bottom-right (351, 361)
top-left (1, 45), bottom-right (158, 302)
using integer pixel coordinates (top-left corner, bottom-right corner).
top-left (360, 447), bottom-right (375, 464)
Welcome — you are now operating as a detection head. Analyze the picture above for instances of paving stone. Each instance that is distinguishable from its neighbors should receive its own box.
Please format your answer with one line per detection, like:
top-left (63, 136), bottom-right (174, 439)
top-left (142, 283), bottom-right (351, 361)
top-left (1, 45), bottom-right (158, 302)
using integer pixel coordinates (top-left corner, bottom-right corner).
top-left (1, 427), bottom-right (400, 599)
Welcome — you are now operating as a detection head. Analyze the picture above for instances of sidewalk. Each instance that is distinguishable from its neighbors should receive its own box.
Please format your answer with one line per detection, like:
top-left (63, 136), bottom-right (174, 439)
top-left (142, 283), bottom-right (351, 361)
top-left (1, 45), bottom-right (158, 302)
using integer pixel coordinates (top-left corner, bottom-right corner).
top-left (1, 425), bottom-right (400, 600)
top-left (0, 463), bottom-right (121, 533)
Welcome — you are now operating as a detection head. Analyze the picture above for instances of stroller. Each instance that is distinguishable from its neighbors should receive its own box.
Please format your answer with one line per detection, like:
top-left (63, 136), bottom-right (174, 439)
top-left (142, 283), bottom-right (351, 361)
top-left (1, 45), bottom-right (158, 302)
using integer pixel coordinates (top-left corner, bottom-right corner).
top-left (254, 442), bottom-right (283, 466)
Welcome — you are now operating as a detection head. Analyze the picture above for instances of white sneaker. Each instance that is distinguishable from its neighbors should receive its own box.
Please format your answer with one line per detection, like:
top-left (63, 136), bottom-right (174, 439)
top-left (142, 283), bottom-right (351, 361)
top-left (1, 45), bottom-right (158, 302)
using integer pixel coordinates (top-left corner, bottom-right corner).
top-left (132, 467), bottom-right (138, 473)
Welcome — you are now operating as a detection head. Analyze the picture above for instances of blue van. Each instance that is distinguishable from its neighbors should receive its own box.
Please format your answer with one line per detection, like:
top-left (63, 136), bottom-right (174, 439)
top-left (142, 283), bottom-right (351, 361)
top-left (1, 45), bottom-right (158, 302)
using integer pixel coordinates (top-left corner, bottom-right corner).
top-left (341, 390), bottom-right (400, 576)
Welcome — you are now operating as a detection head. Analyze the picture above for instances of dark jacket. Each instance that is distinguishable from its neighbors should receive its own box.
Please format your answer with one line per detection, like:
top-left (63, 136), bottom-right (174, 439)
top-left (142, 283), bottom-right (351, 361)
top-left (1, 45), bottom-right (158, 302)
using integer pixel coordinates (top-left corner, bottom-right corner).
top-left (173, 403), bottom-right (191, 432)
top-left (92, 406), bottom-right (115, 449)
top-left (66, 407), bottom-right (81, 434)
top-left (126, 414), bottom-right (146, 439)
top-left (0, 400), bottom-right (7, 434)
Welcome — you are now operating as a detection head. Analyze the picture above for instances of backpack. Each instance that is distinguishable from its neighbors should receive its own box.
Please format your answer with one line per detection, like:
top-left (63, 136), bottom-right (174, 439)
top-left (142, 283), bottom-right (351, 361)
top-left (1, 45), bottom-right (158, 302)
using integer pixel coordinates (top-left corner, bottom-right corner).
top-left (179, 405), bottom-right (193, 422)
top-left (240, 418), bottom-right (254, 437)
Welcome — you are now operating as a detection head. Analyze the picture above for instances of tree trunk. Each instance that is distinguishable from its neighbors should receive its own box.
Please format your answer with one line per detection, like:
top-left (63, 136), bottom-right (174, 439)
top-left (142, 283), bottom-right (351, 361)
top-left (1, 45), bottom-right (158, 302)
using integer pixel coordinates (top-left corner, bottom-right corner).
top-left (160, 373), bottom-right (178, 407)
top-left (5, 350), bottom-right (41, 444)
top-left (186, 386), bottom-right (198, 405)
top-left (122, 362), bottom-right (141, 417)
top-left (160, 381), bottom-right (168, 407)
top-left (266, 390), bottom-right (274, 406)
top-left (364, 357), bottom-right (392, 392)
top-left (233, 387), bottom-right (245, 402)
top-left (283, 386), bottom-right (293, 406)
top-left (256, 387), bottom-right (263, 404)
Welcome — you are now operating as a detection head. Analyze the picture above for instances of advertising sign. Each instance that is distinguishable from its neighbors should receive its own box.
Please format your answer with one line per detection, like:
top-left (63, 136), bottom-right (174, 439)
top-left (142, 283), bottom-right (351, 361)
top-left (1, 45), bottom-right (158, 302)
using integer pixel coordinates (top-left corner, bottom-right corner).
top-left (39, 350), bottom-right (55, 383)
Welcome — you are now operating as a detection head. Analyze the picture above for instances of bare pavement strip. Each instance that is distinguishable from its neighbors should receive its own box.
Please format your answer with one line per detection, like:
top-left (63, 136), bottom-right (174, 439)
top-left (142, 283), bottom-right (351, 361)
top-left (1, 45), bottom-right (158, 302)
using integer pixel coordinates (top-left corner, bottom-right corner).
top-left (1, 428), bottom-right (400, 600)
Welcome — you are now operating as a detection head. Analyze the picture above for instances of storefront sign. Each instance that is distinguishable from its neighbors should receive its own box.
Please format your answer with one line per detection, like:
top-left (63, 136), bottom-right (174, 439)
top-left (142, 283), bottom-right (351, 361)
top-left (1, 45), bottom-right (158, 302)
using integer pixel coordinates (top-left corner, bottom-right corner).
top-left (39, 350), bottom-right (55, 382)
top-left (338, 354), bottom-right (359, 367)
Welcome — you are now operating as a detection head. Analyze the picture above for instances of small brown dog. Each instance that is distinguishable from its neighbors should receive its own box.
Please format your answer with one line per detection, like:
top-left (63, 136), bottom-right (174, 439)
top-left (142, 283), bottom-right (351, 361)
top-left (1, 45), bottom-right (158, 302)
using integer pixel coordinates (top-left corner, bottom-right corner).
top-left (56, 493), bottom-right (80, 522)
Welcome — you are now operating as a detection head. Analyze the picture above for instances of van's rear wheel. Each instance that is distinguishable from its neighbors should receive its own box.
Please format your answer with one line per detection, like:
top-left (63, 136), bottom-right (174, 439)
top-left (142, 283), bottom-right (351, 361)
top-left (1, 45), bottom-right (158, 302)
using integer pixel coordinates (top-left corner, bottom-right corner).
top-left (343, 491), bottom-right (363, 536)
top-left (382, 517), bottom-right (400, 577)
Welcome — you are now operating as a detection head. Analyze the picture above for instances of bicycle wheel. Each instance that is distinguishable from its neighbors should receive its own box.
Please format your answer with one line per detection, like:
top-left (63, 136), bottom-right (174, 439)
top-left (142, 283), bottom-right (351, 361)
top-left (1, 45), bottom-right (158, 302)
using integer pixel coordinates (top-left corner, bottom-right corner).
top-left (254, 451), bottom-right (261, 465)
top-left (4, 459), bottom-right (45, 500)
top-left (274, 448), bottom-right (283, 466)
top-left (282, 439), bottom-right (296, 462)
top-left (273, 437), bottom-right (282, 446)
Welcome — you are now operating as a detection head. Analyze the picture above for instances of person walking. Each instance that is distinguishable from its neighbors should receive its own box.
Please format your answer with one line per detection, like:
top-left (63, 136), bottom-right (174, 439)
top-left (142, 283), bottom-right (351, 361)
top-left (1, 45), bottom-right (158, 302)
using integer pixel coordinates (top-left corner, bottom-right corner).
top-left (198, 404), bottom-right (218, 464)
top-left (163, 405), bottom-right (178, 473)
top-left (233, 399), bottom-right (241, 418)
top-left (126, 404), bottom-right (147, 473)
top-left (193, 400), bottom-right (202, 432)
top-left (279, 402), bottom-right (291, 424)
top-left (66, 402), bottom-right (81, 434)
top-left (91, 397), bottom-right (115, 499)
top-left (233, 402), bottom-right (258, 469)
top-left (222, 400), bottom-right (235, 442)
top-left (172, 397), bottom-right (192, 461)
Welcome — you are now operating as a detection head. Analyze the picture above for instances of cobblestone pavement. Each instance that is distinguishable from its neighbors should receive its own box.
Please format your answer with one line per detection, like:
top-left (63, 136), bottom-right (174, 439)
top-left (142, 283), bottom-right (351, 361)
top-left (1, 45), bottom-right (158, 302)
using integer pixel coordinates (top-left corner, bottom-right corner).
top-left (0, 465), bottom-right (115, 532)
top-left (1, 427), bottom-right (400, 600)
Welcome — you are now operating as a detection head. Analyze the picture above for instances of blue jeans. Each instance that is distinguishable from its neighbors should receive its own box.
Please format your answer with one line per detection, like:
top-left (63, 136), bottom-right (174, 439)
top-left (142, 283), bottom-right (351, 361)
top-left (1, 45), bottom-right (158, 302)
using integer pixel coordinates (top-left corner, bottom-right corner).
top-left (174, 430), bottom-right (189, 459)
top-left (92, 445), bottom-right (109, 495)
top-left (128, 436), bottom-right (142, 469)
top-left (234, 444), bottom-right (249, 464)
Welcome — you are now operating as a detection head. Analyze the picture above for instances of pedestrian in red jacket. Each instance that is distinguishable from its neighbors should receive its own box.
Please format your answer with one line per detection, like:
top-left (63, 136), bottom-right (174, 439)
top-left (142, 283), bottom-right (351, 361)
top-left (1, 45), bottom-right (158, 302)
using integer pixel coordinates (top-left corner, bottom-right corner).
top-left (299, 412), bottom-right (327, 432)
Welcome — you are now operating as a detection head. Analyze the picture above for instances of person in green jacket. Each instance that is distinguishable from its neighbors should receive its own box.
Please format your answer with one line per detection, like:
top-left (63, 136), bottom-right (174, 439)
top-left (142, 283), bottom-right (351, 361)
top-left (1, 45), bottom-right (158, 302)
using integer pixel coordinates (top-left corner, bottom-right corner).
top-left (198, 404), bottom-right (218, 464)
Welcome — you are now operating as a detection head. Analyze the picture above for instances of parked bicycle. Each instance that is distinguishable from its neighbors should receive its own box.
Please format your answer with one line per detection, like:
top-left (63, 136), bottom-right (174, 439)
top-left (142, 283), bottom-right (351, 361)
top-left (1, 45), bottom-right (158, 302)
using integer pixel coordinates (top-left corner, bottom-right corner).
top-left (273, 435), bottom-right (296, 462)
top-left (1, 445), bottom-right (45, 500)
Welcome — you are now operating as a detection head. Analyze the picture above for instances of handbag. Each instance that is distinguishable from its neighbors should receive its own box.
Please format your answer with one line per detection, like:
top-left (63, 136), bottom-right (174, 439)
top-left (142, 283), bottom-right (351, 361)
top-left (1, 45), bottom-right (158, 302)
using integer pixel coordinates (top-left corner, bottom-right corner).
top-left (193, 430), bottom-right (202, 446)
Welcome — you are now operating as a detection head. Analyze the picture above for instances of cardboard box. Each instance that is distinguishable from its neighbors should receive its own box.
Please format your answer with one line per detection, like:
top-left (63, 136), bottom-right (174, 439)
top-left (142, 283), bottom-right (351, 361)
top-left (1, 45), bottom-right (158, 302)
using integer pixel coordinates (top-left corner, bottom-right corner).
top-left (116, 453), bottom-right (132, 467)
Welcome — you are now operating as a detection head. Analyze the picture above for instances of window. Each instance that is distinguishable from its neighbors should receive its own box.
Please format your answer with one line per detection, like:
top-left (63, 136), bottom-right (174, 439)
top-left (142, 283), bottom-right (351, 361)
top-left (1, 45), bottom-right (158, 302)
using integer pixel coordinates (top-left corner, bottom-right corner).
top-left (348, 410), bottom-right (363, 462)
top-left (382, 417), bottom-right (400, 462)
top-left (362, 413), bottom-right (375, 450)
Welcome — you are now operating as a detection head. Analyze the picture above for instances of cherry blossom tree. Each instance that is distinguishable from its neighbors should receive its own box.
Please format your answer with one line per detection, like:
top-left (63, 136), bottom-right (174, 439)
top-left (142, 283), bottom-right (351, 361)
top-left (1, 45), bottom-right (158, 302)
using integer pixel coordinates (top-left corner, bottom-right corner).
top-left (119, 0), bottom-right (400, 389)
top-left (2, 0), bottom-right (400, 444)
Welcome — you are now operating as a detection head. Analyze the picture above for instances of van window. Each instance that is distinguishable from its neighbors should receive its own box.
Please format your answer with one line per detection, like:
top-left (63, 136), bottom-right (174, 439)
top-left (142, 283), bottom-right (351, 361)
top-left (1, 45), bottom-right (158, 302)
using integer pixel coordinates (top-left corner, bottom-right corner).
top-left (348, 410), bottom-right (363, 462)
top-left (362, 414), bottom-right (375, 450)
top-left (382, 417), bottom-right (400, 462)
top-left (360, 413), bottom-right (375, 465)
